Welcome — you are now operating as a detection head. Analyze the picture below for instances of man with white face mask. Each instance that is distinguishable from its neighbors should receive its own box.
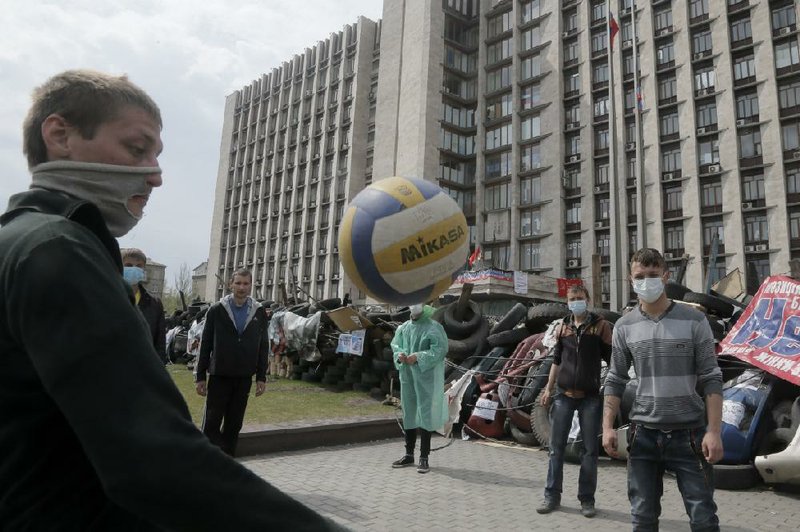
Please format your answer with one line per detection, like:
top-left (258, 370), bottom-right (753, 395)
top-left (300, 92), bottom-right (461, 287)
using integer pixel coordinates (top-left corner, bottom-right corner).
top-left (537, 285), bottom-right (612, 518)
top-left (602, 248), bottom-right (723, 532)
top-left (121, 247), bottom-right (167, 364)
top-left (0, 70), bottom-right (341, 531)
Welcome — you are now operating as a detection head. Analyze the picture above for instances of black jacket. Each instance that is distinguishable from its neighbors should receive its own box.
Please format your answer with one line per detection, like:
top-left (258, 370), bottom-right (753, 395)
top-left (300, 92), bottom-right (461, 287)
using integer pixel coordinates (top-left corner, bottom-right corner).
top-left (137, 284), bottom-right (166, 363)
top-left (0, 188), bottom-right (338, 531)
top-left (195, 296), bottom-right (268, 382)
top-left (552, 311), bottom-right (613, 395)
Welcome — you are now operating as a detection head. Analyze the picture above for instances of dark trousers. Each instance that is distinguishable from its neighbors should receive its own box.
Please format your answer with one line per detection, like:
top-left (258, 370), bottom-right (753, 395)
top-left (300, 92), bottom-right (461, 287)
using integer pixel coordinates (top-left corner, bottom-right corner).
top-left (202, 375), bottom-right (252, 457)
top-left (404, 428), bottom-right (431, 458)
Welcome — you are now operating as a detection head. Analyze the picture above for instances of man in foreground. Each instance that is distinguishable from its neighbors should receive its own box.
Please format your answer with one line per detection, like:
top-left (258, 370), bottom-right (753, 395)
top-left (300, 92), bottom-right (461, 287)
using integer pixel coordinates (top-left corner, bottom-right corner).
top-left (391, 304), bottom-right (448, 473)
top-left (0, 69), bottom-right (341, 530)
top-left (537, 285), bottom-right (612, 518)
top-left (602, 248), bottom-right (723, 531)
top-left (195, 269), bottom-right (268, 456)
top-left (121, 247), bottom-right (167, 364)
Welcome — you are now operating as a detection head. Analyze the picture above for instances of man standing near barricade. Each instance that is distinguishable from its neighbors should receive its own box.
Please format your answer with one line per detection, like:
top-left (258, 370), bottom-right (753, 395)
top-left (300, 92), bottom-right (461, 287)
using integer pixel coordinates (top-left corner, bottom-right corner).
top-left (0, 69), bottom-right (341, 530)
top-left (391, 304), bottom-right (448, 473)
top-left (121, 247), bottom-right (167, 364)
top-left (602, 248), bottom-right (723, 531)
top-left (195, 269), bottom-right (268, 457)
top-left (537, 285), bottom-right (612, 517)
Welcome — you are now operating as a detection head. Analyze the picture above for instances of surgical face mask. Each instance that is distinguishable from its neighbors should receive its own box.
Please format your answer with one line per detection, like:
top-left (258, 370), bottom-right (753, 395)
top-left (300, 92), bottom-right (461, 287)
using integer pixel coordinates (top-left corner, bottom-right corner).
top-left (410, 304), bottom-right (424, 320)
top-left (568, 300), bottom-right (587, 316)
top-left (30, 160), bottom-right (160, 237)
top-left (123, 266), bottom-right (146, 286)
top-left (632, 277), bottom-right (665, 304)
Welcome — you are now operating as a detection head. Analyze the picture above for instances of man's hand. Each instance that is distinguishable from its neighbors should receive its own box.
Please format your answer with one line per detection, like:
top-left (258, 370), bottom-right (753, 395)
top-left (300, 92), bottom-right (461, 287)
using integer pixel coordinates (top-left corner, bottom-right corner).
top-left (255, 380), bottom-right (266, 397)
top-left (195, 381), bottom-right (207, 397)
top-left (702, 430), bottom-right (723, 464)
top-left (397, 352), bottom-right (407, 364)
top-left (540, 386), bottom-right (552, 407)
top-left (405, 353), bottom-right (418, 365)
top-left (602, 427), bottom-right (619, 458)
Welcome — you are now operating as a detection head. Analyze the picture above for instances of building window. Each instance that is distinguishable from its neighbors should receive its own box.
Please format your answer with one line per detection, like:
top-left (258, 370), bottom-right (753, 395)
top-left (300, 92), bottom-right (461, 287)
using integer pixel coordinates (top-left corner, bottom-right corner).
top-left (695, 67), bottom-right (716, 91)
top-left (657, 41), bottom-right (675, 66)
top-left (564, 70), bottom-right (580, 93)
top-left (591, 1), bottom-right (606, 23)
top-left (659, 75), bottom-right (677, 103)
top-left (591, 31), bottom-right (607, 55)
top-left (485, 244), bottom-right (510, 269)
top-left (594, 96), bottom-right (609, 118)
top-left (699, 138), bottom-right (720, 165)
top-left (742, 173), bottom-right (765, 202)
top-left (484, 183), bottom-right (509, 211)
top-left (520, 114), bottom-right (541, 140)
top-left (521, 55), bottom-right (541, 80)
top-left (566, 104), bottom-right (581, 124)
top-left (487, 11), bottom-right (513, 38)
top-left (736, 92), bottom-right (759, 120)
top-left (443, 102), bottom-right (475, 128)
top-left (773, 5), bottom-right (797, 31)
top-left (520, 0), bottom-right (541, 24)
top-left (567, 237), bottom-right (581, 259)
top-left (779, 80), bottom-right (800, 111)
top-left (746, 257), bottom-right (771, 294)
top-left (701, 180), bottom-right (723, 211)
top-left (520, 209), bottom-right (542, 237)
top-left (566, 133), bottom-right (581, 156)
top-left (520, 176), bottom-right (541, 205)
top-left (744, 214), bottom-right (769, 243)
top-left (596, 196), bottom-right (610, 220)
top-left (703, 218), bottom-right (724, 250)
top-left (664, 185), bottom-right (682, 214)
top-left (486, 123), bottom-right (512, 149)
top-left (693, 30), bottom-right (712, 55)
top-left (690, 0), bottom-right (709, 20)
top-left (520, 242), bottom-right (541, 270)
top-left (441, 130), bottom-right (475, 155)
top-left (564, 10), bottom-right (578, 33)
top-left (487, 65), bottom-right (512, 91)
top-left (597, 232), bottom-right (611, 260)
top-left (596, 162), bottom-right (609, 185)
top-left (730, 17), bottom-right (752, 44)
top-left (665, 224), bottom-right (684, 252)
top-left (566, 201), bottom-right (582, 225)
top-left (520, 144), bottom-right (541, 172)
top-left (595, 128), bottom-right (609, 150)
top-left (485, 93), bottom-right (512, 121)
top-left (776, 40), bottom-right (800, 70)
top-left (654, 8), bottom-right (673, 33)
top-left (660, 110), bottom-right (679, 137)
top-left (782, 122), bottom-right (800, 151)
top-left (593, 63), bottom-right (609, 84)
top-left (564, 41), bottom-right (579, 63)
top-left (521, 83), bottom-right (541, 110)
top-left (788, 167), bottom-right (800, 196)
top-left (738, 129), bottom-right (762, 159)
top-left (790, 210), bottom-right (800, 240)
top-left (485, 150), bottom-right (512, 179)
top-left (733, 54), bottom-right (756, 81)
top-left (696, 102), bottom-right (717, 128)
top-left (487, 37), bottom-right (512, 64)
top-left (521, 27), bottom-right (541, 52)
top-left (662, 146), bottom-right (682, 172)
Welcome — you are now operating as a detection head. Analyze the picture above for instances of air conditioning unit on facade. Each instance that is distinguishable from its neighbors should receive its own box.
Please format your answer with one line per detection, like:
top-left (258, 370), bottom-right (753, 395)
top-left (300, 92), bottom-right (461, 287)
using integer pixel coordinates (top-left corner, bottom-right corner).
top-left (319, 248), bottom-right (327, 254)
top-left (742, 201), bottom-right (753, 209)
top-left (567, 259), bottom-right (580, 267)
top-left (317, 274), bottom-right (325, 281)
top-left (623, 39), bottom-right (633, 48)
top-left (755, 244), bottom-right (769, 251)
top-left (663, 172), bottom-right (674, 180)
top-left (736, 119), bottom-right (746, 126)
top-left (708, 164), bottom-right (720, 173)
top-left (594, 221), bottom-right (606, 228)
top-left (744, 244), bottom-right (756, 252)
top-left (626, 142), bottom-right (636, 150)
top-left (697, 127), bottom-right (706, 134)
top-left (663, 252), bottom-right (674, 259)
top-left (332, 275), bottom-right (340, 280)
top-left (569, 155), bottom-right (579, 162)
top-left (779, 26), bottom-right (792, 36)
top-left (794, 150), bottom-right (800, 159)
top-left (693, 52), bottom-right (705, 61)
top-left (594, 186), bottom-right (603, 193)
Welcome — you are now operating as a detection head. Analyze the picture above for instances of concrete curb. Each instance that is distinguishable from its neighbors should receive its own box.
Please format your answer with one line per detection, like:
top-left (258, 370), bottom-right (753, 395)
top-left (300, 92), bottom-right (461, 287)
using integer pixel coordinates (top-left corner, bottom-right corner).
top-left (237, 418), bottom-right (402, 457)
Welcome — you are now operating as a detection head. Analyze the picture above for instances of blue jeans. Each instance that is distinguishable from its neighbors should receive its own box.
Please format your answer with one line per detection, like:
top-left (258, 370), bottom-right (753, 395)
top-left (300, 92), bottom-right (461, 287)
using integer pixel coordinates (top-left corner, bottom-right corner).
top-left (627, 424), bottom-right (719, 532)
top-left (544, 394), bottom-right (601, 504)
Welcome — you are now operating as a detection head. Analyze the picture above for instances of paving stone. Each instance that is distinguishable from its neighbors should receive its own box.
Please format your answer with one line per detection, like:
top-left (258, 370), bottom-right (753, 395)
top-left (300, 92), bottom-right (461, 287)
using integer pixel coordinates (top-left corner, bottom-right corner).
top-left (241, 437), bottom-right (800, 531)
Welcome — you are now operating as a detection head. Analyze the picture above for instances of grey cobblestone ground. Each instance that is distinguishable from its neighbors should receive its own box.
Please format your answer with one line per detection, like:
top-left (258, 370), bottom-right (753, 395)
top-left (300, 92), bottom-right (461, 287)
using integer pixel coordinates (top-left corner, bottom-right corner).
top-left (241, 436), bottom-right (800, 531)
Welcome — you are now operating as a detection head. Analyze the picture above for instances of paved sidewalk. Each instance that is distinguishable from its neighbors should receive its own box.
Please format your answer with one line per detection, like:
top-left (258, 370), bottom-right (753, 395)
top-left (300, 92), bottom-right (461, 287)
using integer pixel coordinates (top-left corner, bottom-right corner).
top-left (242, 436), bottom-right (800, 531)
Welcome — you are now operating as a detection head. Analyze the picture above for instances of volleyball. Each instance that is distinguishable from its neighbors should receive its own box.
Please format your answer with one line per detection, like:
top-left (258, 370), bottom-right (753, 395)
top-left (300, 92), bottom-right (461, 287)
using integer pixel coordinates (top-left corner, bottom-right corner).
top-left (338, 176), bottom-right (470, 306)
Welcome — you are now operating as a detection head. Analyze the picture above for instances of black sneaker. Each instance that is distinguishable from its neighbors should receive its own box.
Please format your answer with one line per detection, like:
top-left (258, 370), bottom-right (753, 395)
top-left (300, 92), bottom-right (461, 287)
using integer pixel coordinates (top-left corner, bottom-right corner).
top-left (417, 457), bottom-right (429, 474)
top-left (536, 499), bottom-right (559, 514)
top-left (580, 501), bottom-right (596, 518)
top-left (392, 455), bottom-right (414, 468)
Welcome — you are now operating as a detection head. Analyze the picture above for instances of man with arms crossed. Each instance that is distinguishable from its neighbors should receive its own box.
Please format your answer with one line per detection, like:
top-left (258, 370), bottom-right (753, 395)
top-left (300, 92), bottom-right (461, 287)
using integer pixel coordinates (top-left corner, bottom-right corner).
top-left (602, 248), bottom-right (723, 531)
top-left (195, 269), bottom-right (268, 457)
top-left (0, 69), bottom-right (341, 530)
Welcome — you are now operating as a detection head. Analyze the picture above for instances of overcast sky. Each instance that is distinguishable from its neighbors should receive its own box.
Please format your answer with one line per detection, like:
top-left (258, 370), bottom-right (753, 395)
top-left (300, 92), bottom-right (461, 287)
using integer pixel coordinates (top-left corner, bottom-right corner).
top-left (0, 0), bottom-right (383, 289)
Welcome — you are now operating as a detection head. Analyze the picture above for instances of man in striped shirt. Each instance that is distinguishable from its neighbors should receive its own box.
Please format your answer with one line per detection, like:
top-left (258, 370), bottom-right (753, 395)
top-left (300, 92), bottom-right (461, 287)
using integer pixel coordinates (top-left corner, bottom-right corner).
top-left (602, 248), bottom-right (723, 532)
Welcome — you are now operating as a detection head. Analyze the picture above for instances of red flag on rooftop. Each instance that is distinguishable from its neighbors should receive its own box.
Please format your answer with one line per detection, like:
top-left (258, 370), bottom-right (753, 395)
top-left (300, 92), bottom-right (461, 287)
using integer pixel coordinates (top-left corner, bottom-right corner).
top-left (468, 246), bottom-right (481, 268)
top-left (609, 11), bottom-right (620, 50)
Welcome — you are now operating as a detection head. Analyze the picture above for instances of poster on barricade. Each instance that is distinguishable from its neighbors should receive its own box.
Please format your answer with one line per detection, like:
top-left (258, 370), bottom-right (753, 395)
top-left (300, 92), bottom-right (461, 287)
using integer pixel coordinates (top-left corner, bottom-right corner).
top-left (718, 275), bottom-right (800, 386)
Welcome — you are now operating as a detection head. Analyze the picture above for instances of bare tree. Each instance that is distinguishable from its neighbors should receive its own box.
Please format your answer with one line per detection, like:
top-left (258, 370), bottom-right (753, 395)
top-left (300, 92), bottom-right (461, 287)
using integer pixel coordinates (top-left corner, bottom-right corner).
top-left (173, 262), bottom-right (192, 302)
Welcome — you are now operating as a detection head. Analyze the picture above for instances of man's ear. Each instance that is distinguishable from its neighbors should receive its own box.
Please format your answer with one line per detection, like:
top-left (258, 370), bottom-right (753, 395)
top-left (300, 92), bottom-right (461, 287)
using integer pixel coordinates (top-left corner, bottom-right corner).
top-left (41, 114), bottom-right (72, 160)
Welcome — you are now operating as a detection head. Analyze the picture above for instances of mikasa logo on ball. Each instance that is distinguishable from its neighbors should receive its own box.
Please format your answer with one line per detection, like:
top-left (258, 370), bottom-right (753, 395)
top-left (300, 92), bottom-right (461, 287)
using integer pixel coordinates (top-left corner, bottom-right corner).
top-left (400, 225), bottom-right (466, 265)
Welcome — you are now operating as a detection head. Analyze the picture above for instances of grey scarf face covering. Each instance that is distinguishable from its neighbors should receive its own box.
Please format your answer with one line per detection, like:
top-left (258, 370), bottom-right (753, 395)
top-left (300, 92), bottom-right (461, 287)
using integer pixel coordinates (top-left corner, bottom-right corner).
top-left (30, 160), bottom-right (161, 237)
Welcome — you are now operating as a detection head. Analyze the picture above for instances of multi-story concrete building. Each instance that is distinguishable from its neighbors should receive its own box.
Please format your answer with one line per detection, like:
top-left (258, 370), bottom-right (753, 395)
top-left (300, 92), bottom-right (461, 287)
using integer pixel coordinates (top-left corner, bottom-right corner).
top-left (207, 0), bottom-right (800, 310)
